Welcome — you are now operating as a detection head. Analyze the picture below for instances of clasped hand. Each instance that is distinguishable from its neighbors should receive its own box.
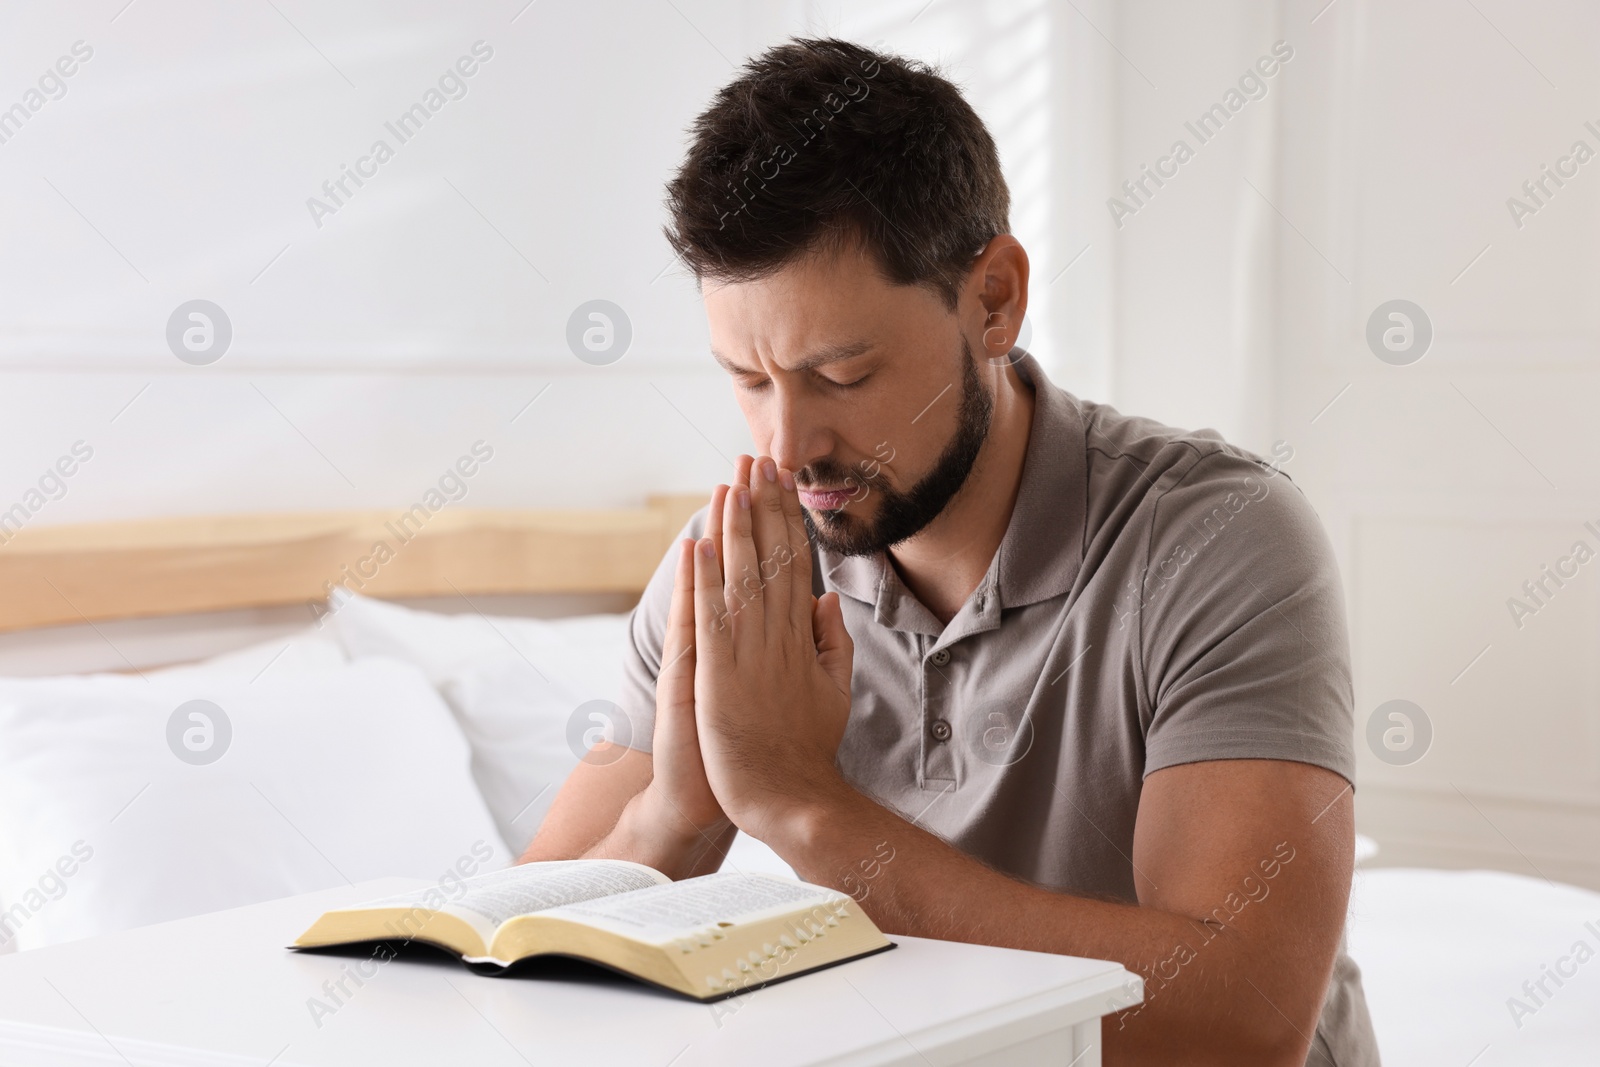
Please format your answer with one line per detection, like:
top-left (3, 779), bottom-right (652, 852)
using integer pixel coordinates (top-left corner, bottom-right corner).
top-left (644, 454), bottom-right (854, 849)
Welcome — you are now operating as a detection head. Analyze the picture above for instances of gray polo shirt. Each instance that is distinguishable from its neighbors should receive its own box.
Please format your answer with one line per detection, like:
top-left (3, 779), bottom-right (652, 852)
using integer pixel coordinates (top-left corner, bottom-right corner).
top-left (617, 352), bottom-right (1377, 1065)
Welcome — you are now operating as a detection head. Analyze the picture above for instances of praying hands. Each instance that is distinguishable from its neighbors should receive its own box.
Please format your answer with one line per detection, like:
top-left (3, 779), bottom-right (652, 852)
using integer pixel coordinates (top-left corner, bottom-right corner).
top-left (643, 454), bottom-right (856, 852)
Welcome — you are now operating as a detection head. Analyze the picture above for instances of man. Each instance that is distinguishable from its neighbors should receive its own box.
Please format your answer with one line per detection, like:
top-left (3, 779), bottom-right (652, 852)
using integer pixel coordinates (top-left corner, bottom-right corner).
top-left (526, 38), bottom-right (1379, 1066)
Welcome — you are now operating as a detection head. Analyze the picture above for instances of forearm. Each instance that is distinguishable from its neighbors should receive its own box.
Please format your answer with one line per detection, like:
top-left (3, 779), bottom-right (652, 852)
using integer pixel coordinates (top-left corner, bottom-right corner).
top-left (767, 782), bottom-right (1317, 1066)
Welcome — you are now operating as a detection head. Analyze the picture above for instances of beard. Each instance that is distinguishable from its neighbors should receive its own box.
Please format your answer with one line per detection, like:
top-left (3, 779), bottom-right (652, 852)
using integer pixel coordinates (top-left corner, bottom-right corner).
top-left (799, 336), bottom-right (994, 558)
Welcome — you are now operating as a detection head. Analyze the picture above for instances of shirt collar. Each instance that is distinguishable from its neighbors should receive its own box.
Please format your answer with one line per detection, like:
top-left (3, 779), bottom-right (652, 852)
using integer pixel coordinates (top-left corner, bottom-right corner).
top-left (816, 348), bottom-right (1087, 627)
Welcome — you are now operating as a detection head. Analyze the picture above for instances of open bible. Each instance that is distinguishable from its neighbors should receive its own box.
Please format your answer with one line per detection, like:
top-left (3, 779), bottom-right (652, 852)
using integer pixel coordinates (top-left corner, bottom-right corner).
top-left (292, 860), bottom-right (893, 1001)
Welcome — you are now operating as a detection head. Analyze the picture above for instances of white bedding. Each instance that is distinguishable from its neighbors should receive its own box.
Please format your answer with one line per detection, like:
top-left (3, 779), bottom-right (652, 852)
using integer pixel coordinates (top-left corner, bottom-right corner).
top-left (1346, 866), bottom-right (1600, 1065)
top-left (2, 599), bottom-right (1595, 1066)
top-left (0, 639), bottom-right (509, 953)
top-left (322, 594), bottom-right (799, 880)
top-left (322, 593), bottom-right (631, 853)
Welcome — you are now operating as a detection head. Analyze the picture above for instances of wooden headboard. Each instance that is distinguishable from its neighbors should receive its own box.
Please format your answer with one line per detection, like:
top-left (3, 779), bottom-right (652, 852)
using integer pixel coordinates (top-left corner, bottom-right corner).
top-left (0, 495), bottom-right (705, 634)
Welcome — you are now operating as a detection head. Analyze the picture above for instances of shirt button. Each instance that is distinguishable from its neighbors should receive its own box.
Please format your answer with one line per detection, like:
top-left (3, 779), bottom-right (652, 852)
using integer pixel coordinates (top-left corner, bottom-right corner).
top-left (930, 648), bottom-right (951, 667)
top-left (930, 719), bottom-right (952, 743)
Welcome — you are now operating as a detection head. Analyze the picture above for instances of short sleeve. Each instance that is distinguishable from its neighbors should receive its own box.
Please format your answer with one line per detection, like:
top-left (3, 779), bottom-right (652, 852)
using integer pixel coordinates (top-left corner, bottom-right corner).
top-left (1136, 454), bottom-right (1355, 784)
top-left (613, 506), bottom-right (710, 755)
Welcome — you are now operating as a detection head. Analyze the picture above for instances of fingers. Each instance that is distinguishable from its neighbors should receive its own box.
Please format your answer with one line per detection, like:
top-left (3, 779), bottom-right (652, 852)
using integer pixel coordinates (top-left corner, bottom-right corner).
top-left (721, 466), bottom-right (763, 651)
top-left (719, 456), bottom-right (752, 616)
top-left (776, 464), bottom-right (813, 635)
top-left (711, 454), bottom-right (812, 647)
top-left (707, 483), bottom-right (732, 547)
top-left (716, 457), bottom-right (752, 561)
top-left (657, 539), bottom-right (697, 708)
top-left (704, 483), bottom-right (728, 559)
top-left (692, 535), bottom-right (732, 666)
top-left (746, 456), bottom-right (792, 631)
top-left (812, 591), bottom-right (854, 694)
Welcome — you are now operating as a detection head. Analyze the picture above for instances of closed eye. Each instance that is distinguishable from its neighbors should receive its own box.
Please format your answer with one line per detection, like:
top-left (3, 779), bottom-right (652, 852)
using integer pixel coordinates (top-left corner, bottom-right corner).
top-left (732, 369), bottom-right (870, 392)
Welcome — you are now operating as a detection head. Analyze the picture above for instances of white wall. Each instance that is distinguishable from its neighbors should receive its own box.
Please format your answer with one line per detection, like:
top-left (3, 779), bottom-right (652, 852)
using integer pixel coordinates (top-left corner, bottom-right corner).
top-left (0, 0), bottom-right (1096, 528)
top-left (0, 0), bottom-right (1097, 667)
top-left (1109, 0), bottom-right (1282, 449)
top-left (0, 0), bottom-right (754, 528)
top-left (1112, 0), bottom-right (1600, 888)
top-left (1279, 0), bottom-right (1600, 889)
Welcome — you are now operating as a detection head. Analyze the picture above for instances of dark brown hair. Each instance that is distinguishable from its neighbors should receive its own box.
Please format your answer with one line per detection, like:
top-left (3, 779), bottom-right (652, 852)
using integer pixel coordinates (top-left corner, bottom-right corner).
top-left (663, 37), bottom-right (1010, 310)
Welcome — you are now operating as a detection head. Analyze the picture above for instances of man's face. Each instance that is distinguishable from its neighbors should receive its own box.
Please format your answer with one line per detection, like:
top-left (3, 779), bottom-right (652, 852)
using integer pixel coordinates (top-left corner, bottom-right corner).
top-left (703, 241), bottom-right (992, 556)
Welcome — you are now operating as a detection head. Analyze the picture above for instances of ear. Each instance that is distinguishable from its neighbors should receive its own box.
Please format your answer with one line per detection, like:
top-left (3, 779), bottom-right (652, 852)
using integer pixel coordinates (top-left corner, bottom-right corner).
top-left (970, 235), bottom-right (1030, 360)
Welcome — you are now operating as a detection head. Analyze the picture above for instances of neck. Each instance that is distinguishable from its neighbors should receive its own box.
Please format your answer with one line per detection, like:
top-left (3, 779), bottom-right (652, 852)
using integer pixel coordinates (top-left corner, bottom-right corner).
top-left (888, 358), bottom-right (1036, 626)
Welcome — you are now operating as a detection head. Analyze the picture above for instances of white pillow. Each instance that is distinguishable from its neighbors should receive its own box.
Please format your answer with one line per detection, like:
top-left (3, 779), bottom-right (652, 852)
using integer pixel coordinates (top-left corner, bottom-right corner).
top-left (326, 595), bottom-right (799, 878)
top-left (0, 657), bottom-right (510, 952)
top-left (165, 628), bottom-right (350, 680)
top-left (325, 594), bottom-right (629, 852)
top-left (0, 626), bottom-right (352, 956)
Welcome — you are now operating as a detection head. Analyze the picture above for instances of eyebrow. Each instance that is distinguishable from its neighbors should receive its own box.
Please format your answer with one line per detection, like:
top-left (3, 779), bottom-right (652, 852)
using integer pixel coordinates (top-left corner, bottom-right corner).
top-left (710, 339), bottom-right (874, 375)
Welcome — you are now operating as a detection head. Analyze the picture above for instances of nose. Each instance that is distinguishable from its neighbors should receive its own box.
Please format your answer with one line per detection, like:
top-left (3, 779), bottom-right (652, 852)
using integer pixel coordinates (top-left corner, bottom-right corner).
top-left (765, 384), bottom-right (827, 477)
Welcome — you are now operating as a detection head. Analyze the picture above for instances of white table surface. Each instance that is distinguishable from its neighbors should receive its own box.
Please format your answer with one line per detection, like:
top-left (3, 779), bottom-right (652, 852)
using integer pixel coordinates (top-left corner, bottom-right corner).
top-left (0, 879), bottom-right (1142, 1067)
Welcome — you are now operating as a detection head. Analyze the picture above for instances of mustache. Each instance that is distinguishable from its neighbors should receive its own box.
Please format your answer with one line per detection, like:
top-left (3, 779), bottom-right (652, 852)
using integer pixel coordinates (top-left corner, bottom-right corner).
top-left (797, 457), bottom-right (889, 495)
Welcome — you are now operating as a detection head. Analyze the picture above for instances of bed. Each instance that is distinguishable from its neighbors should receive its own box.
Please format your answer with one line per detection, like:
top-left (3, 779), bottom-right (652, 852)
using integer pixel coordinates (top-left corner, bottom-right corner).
top-left (1, 502), bottom-right (1595, 1064)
